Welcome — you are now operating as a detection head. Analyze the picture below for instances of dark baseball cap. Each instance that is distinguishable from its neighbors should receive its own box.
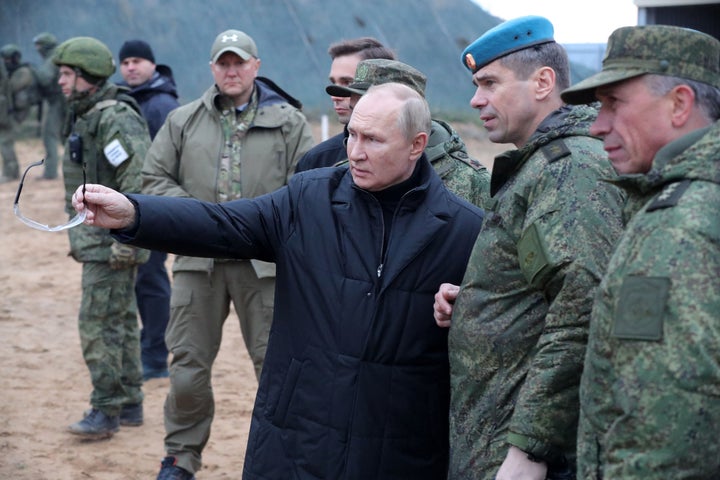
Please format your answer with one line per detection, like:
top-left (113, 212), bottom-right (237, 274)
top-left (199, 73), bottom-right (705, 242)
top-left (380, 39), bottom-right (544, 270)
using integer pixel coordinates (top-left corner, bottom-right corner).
top-left (326, 59), bottom-right (427, 98)
top-left (562, 25), bottom-right (720, 105)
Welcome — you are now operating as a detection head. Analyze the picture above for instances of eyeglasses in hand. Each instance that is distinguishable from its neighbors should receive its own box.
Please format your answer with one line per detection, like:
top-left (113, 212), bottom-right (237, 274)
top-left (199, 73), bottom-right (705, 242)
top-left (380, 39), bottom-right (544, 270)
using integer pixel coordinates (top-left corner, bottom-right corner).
top-left (13, 159), bottom-right (87, 232)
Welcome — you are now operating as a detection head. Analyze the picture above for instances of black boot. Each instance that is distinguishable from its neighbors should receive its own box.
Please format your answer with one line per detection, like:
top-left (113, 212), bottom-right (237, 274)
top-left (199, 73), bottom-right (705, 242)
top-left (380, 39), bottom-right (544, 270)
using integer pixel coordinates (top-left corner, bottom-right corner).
top-left (156, 456), bottom-right (195, 480)
top-left (68, 408), bottom-right (119, 439)
top-left (120, 403), bottom-right (144, 426)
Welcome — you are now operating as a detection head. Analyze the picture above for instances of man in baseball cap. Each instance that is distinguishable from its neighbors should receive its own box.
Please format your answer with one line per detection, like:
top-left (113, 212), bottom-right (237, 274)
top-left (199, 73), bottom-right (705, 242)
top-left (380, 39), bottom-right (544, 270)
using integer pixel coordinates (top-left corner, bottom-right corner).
top-left (561, 25), bottom-right (720, 479)
top-left (145, 27), bottom-right (313, 480)
top-left (325, 58), bottom-right (490, 208)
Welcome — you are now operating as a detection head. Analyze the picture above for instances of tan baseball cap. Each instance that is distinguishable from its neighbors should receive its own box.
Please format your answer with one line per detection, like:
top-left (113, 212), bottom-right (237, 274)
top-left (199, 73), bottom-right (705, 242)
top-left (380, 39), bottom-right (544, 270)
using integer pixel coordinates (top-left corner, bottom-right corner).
top-left (210, 29), bottom-right (257, 62)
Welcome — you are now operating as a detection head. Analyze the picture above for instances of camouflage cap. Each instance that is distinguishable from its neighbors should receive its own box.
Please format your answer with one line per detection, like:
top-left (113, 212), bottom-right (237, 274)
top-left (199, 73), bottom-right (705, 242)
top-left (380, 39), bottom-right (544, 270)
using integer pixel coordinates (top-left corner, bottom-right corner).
top-left (562, 25), bottom-right (720, 104)
top-left (325, 59), bottom-right (427, 98)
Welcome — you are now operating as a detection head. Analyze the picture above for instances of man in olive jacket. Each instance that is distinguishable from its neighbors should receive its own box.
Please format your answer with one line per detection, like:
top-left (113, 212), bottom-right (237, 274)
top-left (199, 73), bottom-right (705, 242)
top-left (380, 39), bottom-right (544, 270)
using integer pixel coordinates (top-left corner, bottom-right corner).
top-left (141, 29), bottom-right (313, 479)
top-left (72, 83), bottom-right (484, 480)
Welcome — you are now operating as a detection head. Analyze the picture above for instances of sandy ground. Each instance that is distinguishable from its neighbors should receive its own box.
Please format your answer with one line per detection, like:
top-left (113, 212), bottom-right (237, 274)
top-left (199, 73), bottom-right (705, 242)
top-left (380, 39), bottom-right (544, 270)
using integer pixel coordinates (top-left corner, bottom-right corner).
top-left (0, 129), bottom-right (506, 479)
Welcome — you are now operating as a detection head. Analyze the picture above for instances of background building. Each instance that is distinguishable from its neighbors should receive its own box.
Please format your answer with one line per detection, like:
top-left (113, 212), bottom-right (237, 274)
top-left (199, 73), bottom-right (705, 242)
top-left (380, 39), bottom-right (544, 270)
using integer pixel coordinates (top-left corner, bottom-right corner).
top-left (635, 0), bottom-right (720, 39)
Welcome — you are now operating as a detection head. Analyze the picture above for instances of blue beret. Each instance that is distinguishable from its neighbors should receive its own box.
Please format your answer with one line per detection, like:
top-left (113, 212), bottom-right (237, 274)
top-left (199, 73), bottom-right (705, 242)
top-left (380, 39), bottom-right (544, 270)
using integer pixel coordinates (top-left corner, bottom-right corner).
top-left (462, 15), bottom-right (555, 73)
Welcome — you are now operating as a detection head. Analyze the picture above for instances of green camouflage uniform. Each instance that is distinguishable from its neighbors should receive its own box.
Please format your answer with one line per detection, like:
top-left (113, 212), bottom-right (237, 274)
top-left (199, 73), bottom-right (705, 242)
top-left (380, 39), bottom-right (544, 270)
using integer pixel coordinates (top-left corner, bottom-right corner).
top-left (415, 118), bottom-right (490, 208)
top-left (0, 52), bottom-right (38, 180)
top-left (558, 24), bottom-right (720, 478)
top-left (64, 81), bottom-right (151, 415)
top-left (448, 105), bottom-right (625, 479)
top-left (578, 121), bottom-right (720, 479)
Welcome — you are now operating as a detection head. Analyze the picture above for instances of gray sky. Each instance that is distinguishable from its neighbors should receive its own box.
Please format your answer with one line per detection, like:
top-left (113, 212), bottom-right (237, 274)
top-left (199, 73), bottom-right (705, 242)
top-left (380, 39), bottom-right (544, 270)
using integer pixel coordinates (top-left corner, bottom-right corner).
top-left (474, 0), bottom-right (638, 43)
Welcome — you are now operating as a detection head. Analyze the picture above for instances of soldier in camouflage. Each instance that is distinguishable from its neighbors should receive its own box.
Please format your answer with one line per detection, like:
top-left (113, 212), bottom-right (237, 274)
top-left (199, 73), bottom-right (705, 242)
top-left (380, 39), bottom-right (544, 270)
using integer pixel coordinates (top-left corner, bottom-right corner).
top-left (33, 32), bottom-right (67, 180)
top-left (561, 25), bottom-right (720, 479)
top-left (327, 58), bottom-right (491, 208)
top-left (433, 16), bottom-right (625, 479)
top-left (53, 36), bottom-right (151, 440)
top-left (0, 44), bottom-right (40, 183)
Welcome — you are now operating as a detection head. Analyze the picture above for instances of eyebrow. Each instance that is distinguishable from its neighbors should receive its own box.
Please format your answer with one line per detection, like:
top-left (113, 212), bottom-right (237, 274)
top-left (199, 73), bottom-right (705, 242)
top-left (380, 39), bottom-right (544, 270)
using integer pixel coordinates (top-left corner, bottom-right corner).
top-left (330, 75), bottom-right (354, 83)
top-left (472, 72), bottom-right (497, 86)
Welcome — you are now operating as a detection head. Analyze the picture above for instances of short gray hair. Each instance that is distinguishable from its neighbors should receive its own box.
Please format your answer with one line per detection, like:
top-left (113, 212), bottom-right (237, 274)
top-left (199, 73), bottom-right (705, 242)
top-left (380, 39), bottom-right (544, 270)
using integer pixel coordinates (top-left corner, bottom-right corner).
top-left (644, 74), bottom-right (720, 121)
top-left (365, 82), bottom-right (431, 142)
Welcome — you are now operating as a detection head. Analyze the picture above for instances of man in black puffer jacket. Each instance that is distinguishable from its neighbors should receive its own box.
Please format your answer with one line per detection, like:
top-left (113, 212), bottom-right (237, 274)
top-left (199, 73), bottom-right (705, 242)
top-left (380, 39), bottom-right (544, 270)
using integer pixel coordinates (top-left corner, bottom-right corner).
top-left (72, 82), bottom-right (484, 480)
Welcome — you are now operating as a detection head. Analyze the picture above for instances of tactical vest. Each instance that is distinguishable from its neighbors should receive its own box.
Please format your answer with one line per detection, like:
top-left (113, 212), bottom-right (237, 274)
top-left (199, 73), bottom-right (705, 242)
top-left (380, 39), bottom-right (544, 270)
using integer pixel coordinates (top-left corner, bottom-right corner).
top-left (63, 96), bottom-right (136, 211)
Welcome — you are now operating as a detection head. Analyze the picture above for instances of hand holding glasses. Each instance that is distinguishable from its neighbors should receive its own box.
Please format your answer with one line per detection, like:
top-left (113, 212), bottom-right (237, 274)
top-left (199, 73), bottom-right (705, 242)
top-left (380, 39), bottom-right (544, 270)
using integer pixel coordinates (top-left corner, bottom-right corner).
top-left (13, 155), bottom-right (87, 232)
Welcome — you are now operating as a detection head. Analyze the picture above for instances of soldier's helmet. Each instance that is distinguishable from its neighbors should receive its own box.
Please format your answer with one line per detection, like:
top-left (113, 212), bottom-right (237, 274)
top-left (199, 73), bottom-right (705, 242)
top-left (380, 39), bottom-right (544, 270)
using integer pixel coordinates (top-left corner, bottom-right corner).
top-left (33, 32), bottom-right (58, 48)
top-left (52, 37), bottom-right (116, 79)
top-left (0, 44), bottom-right (22, 59)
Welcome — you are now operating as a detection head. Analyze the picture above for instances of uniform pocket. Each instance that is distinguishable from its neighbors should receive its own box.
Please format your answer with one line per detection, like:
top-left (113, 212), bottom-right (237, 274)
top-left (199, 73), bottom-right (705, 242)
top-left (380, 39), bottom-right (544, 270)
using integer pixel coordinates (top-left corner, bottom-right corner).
top-left (613, 276), bottom-right (670, 341)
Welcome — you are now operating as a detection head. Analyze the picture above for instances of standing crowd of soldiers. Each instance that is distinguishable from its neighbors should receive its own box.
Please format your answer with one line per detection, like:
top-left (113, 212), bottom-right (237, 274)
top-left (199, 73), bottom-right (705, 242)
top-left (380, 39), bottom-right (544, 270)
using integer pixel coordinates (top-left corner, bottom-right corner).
top-left (4, 14), bottom-right (720, 480)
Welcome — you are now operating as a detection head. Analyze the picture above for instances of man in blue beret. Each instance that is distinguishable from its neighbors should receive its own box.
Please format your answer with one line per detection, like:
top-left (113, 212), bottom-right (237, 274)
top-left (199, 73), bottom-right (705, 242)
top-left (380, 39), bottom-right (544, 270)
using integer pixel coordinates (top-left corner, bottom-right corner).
top-left (433, 15), bottom-right (625, 480)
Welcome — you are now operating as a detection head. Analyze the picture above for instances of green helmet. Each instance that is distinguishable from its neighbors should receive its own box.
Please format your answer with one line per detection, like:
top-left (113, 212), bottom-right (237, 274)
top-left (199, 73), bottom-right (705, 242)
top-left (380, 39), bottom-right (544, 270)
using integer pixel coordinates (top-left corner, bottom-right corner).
top-left (52, 36), bottom-right (115, 79)
top-left (33, 32), bottom-right (58, 48)
top-left (0, 44), bottom-right (21, 59)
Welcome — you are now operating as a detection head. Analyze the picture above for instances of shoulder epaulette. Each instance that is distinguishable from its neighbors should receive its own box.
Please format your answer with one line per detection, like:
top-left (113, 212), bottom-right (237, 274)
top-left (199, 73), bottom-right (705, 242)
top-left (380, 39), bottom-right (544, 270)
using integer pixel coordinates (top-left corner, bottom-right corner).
top-left (540, 139), bottom-right (571, 163)
top-left (87, 99), bottom-right (118, 115)
top-left (646, 180), bottom-right (692, 211)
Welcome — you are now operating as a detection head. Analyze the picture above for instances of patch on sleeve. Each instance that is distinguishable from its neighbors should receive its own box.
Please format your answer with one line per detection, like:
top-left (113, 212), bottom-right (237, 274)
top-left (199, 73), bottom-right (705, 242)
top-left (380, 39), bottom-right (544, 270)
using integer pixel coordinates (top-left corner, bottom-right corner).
top-left (517, 222), bottom-right (552, 288)
top-left (613, 276), bottom-right (670, 340)
top-left (540, 139), bottom-right (571, 163)
top-left (646, 180), bottom-right (692, 211)
top-left (103, 138), bottom-right (129, 167)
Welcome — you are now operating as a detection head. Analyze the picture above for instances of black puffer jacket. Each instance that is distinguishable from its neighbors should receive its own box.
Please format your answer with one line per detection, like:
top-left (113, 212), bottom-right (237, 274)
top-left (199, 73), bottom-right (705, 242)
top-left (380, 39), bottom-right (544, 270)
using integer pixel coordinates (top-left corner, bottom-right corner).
top-left (118, 156), bottom-right (484, 479)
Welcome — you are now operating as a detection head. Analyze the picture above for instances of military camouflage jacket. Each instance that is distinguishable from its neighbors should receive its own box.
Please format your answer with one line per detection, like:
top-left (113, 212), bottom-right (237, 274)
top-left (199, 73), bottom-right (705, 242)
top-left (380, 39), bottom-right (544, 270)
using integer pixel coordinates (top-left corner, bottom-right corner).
top-left (578, 120), bottom-right (720, 480)
top-left (424, 118), bottom-right (491, 208)
top-left (64, 82), bottom-right (150, 262)
top-left (448, 105), bottom-right (625, 479)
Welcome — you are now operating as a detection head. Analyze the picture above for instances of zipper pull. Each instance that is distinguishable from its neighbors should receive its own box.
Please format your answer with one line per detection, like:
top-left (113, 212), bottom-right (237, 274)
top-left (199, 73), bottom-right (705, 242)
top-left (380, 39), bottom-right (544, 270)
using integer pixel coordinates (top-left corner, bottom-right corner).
top-left (377, 263), bottom-right (383, 278)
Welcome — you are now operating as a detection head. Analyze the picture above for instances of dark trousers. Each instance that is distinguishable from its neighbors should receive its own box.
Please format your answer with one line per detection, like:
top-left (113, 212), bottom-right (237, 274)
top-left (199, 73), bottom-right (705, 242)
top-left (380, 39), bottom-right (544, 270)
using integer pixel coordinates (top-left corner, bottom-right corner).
top-left (135, 250), bottom-right (171, 375)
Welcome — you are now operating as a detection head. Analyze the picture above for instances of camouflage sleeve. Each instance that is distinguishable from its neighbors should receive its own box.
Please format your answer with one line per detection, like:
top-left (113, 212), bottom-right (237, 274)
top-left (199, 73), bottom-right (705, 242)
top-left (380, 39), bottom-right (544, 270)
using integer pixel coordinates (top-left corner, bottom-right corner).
top-left (98, 105), bottom-right (151, 194)
top-left (439, 156), bottom-right (491, 209)
top-left (507, 140), bottom-right (625, 461)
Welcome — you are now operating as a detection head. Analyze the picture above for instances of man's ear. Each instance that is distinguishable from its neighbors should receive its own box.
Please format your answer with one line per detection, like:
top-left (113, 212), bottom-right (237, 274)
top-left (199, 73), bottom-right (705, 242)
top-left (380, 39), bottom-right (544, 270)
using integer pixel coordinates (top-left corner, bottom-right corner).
top-left (669, 84), bottom-right (697, 128)
top-left (534, 66), bottom-right (556, 101)
top-left (410, 131), bottom-right (428, 158)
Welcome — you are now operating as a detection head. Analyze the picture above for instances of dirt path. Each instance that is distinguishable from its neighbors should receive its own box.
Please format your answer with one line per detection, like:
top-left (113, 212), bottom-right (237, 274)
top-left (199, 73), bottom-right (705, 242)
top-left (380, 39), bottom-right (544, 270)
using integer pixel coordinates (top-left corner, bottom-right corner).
top-left (0, 139), bottom-right (256, 479)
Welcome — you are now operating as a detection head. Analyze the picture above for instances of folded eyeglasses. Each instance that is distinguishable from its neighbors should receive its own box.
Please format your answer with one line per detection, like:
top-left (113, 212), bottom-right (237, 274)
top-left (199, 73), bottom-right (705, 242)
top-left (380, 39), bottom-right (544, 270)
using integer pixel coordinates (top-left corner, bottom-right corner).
top-left (13, 158), bottom-right (87, 232)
